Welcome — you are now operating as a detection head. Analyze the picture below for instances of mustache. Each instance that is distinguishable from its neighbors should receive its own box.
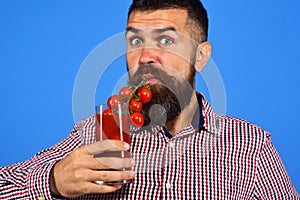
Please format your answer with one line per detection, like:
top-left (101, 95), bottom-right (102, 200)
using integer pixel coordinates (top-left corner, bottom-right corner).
top-left (128, 64), bottom-right (174, 86)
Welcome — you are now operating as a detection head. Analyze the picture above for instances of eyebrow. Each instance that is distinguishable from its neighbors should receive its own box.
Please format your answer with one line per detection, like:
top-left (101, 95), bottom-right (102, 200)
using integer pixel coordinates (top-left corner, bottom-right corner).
top-left (126, 27), bottom-right (141, 34)
top-left (126, 27), bottom-right (178, 35)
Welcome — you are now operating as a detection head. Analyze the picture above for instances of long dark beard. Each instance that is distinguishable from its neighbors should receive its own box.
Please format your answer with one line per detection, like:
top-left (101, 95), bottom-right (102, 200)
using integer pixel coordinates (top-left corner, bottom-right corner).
top-left (128, 64), bottom-right (194, 127)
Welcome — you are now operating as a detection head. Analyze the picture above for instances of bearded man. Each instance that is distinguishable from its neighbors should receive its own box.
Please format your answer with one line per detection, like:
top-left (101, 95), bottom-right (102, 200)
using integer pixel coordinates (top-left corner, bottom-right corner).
top-left (0, 0), bottom-right (299, 199)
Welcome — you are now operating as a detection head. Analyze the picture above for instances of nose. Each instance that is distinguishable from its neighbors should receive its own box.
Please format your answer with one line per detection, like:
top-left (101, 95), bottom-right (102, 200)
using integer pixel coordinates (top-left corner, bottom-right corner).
top-left (138, 47), bottom-right (158, 65)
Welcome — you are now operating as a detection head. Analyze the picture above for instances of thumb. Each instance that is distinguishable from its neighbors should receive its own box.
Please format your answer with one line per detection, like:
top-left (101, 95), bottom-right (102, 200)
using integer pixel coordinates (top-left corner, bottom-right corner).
top-left (84, 140), bottom-right (130, 155)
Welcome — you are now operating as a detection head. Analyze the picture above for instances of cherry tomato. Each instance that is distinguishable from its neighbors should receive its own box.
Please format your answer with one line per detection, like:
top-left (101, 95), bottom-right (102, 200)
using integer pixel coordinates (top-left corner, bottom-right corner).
top-left (130, 112), bottom-right (144, 127)
top-left (129, 98), bottom-right (142, 112)
top-left (137, 87), bottom-right (152, 103)
top-left (119, 87), bottom-right (134, 102)
top-left (107, 95), bottom-right (122, 109)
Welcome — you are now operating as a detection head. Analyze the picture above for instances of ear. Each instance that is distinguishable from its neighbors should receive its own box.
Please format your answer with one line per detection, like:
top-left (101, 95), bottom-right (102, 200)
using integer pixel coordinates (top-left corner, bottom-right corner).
top-left (194, 42), bottom-right (212, 72)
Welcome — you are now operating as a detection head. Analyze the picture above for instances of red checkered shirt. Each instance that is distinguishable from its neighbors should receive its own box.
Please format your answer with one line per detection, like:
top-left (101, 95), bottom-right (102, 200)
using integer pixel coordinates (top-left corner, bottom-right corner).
top-left (0, 94), bottom-right (299, 199)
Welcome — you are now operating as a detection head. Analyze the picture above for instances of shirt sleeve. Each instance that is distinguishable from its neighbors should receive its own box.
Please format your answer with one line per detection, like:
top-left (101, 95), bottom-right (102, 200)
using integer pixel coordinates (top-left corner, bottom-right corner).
top-left (0, 121), bottom-right (85, 200)
top-left (253, 133), bottom-right (300, 199)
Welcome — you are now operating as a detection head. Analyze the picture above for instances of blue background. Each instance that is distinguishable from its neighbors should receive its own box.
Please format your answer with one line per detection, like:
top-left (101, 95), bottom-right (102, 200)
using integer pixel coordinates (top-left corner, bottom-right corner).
top-left (0, 0), bottom-right (299, 192)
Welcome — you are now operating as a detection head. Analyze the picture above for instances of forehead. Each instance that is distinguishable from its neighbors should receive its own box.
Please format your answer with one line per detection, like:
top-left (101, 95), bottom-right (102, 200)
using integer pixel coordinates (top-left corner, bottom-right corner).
top-left (127, 9), bottom-right (189, 34)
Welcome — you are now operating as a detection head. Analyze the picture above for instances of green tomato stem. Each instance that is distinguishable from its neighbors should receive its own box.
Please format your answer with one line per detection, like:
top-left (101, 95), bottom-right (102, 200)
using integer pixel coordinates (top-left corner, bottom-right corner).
top-left (126, 77), bottom-right (148, 106)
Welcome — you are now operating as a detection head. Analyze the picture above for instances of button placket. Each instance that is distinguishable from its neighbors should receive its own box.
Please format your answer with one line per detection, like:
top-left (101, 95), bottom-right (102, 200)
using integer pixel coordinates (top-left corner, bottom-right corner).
top-left (164, 138), bottom-right (176, 192)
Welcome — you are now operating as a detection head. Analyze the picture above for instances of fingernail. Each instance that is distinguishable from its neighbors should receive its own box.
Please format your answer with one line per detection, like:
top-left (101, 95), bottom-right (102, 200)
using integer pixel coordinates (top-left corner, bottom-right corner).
top-left (131, 159), bottom-right (135, 166)
top-left (123, 142), bottom-right (130, 150)
top-left (115, 184), bottom-right (122, 189)
top-left (129, 171), bottom-right (135, 178)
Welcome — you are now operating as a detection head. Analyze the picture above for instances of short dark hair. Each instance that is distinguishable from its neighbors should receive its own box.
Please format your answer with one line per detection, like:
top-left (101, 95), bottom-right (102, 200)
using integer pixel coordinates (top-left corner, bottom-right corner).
top-left (128, 0), bottom-right (209, 43)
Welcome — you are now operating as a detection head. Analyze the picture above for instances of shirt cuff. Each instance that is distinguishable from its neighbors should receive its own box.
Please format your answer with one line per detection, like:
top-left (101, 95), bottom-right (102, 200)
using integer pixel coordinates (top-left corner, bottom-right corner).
top-left (28, 161), bottom-right (63, 200)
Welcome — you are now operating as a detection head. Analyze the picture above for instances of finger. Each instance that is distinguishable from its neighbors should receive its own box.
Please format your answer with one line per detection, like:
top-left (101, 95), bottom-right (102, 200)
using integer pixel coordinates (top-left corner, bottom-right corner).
top-left (86, 182), bottom-right (122, 194)
top-left (74, 152), bottom-right (134, 171)
top-left (67, 182), bottom-right (122, 197)
top-left (84, 140), bottom-right (130, 155)
top-left (86, 169), bottom-right (135, 183)
top-left (93, 149), bottom-right (131, 158)
top-left (94, 157), bottom-right (134, 170)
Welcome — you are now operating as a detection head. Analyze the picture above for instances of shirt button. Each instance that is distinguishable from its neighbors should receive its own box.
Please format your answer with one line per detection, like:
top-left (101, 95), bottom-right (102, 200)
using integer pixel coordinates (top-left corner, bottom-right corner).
top-left (166, 182), bottom-right (171, 189)
top-left (169, 142), bottom-right (175, 148)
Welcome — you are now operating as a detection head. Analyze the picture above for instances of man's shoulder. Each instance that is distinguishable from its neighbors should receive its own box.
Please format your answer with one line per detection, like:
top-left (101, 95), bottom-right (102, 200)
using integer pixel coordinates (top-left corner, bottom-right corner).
top-left (72, 115), bottom-right (96, 145)
top-left (216, 113), bottom-right (267, 130)
top-left (74, 115), bottom-right (95, 128)
top-left (212, 112), bottom-right (271, 140)
top-left (200, 94), bottom-right (270, 140)
top-left (73, 115), bottom-right (96, 135)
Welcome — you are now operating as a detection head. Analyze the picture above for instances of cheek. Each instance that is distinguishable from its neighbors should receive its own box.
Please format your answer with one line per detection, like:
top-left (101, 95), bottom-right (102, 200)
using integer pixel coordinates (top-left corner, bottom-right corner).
top-left (126, 51), bottom-right (139, 69)
top-left (160, 53), bottom-right (191, 74)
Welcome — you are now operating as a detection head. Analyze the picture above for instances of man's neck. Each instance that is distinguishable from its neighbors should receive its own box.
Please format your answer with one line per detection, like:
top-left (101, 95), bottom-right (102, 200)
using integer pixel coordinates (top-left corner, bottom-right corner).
top-left (165, 92), bottom-right (198, 136)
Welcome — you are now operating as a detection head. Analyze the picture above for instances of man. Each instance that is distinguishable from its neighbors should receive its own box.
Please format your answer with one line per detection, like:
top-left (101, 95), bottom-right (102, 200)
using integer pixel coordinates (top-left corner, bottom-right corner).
top-left (0, 0), bottom-right (299, 199)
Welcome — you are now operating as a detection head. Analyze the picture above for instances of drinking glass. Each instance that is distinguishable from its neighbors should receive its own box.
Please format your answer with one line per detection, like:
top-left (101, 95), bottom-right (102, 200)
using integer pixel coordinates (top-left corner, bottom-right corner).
top-left (94, 104), bottom-right (132, 185)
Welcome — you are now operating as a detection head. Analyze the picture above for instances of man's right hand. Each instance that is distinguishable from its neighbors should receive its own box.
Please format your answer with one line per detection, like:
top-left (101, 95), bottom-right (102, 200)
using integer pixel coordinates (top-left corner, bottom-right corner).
top-left (50, 140), bottom-right (135, 198)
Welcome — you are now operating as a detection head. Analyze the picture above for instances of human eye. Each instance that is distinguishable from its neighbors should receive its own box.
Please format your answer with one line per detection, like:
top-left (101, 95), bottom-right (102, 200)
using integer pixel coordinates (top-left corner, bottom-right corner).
top-left (159, 36), bottom-right (174, 47)
top-left (129, 37), bottom-right (143, 48)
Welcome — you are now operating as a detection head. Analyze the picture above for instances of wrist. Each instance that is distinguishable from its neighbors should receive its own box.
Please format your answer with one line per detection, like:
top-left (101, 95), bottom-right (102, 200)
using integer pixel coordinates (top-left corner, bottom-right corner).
top-left (50, 164), bottom-right (62, 197)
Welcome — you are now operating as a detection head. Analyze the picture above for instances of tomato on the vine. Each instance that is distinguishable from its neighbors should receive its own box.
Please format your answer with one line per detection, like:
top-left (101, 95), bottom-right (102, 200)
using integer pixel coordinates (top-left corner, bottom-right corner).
top-left (137, 87), bottom-right (152, 104)
top-left (119, 87), bottom-right (133, 102)
top-left (129, 98), bottom-right (142, 112)
top-left (130, 112), bottom-right (144, 127)
top-left (107, 95), bottom-right (123, 109)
